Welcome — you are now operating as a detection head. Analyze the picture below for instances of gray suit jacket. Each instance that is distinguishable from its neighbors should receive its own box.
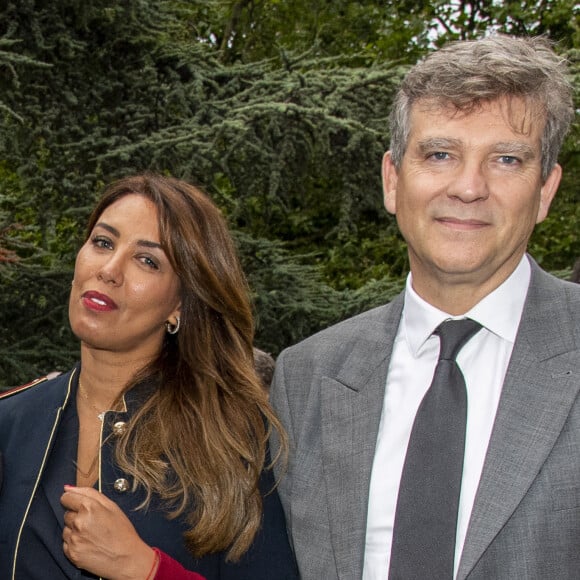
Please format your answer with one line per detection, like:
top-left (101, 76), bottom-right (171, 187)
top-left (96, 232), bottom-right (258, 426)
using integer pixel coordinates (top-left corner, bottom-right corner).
top-left (271, 260), bottom-right (580, 579)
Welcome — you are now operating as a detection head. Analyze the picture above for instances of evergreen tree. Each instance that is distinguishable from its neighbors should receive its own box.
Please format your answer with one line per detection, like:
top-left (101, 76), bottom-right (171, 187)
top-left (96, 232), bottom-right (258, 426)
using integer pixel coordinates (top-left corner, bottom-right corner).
top-left (0, 0), bottom-right (577, 384)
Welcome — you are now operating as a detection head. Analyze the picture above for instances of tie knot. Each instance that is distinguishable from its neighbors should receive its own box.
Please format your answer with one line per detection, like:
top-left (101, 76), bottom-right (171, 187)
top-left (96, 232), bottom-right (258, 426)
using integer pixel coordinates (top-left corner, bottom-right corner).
top-left (435, 319), bottom-right (482, 361)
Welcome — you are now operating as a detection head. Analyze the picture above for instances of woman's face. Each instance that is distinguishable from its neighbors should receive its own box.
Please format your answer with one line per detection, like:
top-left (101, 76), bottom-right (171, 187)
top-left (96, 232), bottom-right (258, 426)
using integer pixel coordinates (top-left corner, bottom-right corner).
top-left (69, 194), bottom-right (181, 360)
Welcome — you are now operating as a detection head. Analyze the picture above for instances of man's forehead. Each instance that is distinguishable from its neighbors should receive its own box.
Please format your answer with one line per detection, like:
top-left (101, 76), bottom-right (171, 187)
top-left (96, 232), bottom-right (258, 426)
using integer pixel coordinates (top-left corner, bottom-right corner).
top-left (410, 95), bottom-right (546, 136)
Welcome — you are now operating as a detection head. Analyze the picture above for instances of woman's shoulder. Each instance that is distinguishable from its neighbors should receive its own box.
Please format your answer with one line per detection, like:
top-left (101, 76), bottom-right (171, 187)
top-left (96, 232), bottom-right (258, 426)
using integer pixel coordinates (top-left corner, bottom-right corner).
top-left (0, 372), bottom-right (56, 398)
top-left (0, 368), bottom-right (75, 408)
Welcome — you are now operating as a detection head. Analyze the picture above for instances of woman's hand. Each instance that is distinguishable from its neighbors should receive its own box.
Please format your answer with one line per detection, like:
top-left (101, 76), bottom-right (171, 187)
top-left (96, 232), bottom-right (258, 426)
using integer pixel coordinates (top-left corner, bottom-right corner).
top-left (61, 485), bottom-right (158, 580)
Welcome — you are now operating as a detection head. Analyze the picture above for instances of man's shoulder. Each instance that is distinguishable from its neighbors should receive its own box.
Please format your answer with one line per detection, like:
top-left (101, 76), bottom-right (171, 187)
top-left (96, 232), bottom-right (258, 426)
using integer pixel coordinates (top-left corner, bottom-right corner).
top-left (529, 263), bottom-right (580, 309)
top-left (522, 264), bottom-right (580, 350)
top-left (281, 294), bottom-right (404, 362)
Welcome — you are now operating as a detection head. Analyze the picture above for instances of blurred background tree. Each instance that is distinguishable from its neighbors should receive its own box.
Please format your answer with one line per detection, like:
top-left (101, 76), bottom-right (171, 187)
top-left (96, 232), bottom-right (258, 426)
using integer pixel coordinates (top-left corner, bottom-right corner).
top-left (0, 0), bottom-right (578, 385)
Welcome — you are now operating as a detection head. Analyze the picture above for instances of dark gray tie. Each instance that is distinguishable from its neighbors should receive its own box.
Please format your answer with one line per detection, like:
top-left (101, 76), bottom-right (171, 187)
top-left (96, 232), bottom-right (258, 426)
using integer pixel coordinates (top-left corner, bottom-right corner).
top-left (389, 319), bottom-right (482, 580)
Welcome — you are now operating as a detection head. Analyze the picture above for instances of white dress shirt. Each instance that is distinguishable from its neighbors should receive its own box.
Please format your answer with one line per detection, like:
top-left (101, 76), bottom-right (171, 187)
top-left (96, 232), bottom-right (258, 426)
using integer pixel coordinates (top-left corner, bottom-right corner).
top-left (362, 255), bottom-right (532, 580)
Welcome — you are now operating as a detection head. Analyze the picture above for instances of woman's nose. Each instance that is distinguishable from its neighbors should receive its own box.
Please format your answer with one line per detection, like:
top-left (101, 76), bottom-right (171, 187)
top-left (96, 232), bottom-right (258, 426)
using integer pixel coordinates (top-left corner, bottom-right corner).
top-left (96, 255), bottom-right (124, 286)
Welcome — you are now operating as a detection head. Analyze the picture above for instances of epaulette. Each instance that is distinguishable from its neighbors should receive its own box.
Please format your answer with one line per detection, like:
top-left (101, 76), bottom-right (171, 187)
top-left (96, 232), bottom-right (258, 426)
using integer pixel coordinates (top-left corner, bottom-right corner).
top-left (0, 374), bottom-right (55, 400)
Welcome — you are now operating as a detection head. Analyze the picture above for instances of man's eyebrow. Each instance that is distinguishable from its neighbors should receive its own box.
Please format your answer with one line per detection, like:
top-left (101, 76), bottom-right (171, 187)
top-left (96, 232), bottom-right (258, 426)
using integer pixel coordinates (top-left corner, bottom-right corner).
top-left (93, 222), bottom-right (163, 250)
top-left (416, 138), bottom-right (537, 160)
top-left (417, 138), bottom-right (463, 154)
top-left (492, 141), bottom-right (537, 160)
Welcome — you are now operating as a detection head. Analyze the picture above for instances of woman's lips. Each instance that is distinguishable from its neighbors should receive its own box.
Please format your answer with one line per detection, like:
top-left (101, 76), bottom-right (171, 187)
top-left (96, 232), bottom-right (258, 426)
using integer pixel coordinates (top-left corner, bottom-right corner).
top-left (81, 290), bottom-right (118, 312)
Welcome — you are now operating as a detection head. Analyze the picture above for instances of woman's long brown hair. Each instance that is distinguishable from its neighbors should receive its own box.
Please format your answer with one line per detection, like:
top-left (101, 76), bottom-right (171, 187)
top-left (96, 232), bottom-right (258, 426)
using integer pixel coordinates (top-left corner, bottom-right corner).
top-left (84, 173), bottom-right (287, 561)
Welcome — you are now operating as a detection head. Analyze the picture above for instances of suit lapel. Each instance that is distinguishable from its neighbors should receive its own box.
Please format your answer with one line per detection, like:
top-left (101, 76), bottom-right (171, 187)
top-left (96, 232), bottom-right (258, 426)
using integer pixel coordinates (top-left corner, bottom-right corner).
top-left (458, 265), bottom-right (580, 579)
top-left (320, 295), bottom-right (404, 579)
top-left (34, 370), bottom-right (77, 525)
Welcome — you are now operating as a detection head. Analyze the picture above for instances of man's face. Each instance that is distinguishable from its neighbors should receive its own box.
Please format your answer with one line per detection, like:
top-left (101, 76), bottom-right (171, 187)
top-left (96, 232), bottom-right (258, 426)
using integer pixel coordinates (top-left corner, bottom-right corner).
top-left (382, 97), bottom-right (561, 307)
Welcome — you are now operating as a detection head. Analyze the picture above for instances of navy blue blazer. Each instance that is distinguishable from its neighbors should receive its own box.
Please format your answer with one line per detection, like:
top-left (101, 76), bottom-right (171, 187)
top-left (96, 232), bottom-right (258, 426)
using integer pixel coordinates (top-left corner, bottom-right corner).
top-left (0, 366), bottom-right (298, 579)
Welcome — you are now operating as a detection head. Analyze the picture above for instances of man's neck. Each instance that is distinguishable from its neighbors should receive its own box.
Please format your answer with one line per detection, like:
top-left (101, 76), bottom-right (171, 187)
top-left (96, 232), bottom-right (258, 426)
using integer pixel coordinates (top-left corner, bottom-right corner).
top-left (409, 256), bottom-right (528, 315)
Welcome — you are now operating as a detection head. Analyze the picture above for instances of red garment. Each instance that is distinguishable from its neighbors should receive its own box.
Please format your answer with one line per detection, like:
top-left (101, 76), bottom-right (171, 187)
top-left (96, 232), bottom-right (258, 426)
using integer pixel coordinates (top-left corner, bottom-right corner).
top-left (154, 548), bottom-right (207, 580)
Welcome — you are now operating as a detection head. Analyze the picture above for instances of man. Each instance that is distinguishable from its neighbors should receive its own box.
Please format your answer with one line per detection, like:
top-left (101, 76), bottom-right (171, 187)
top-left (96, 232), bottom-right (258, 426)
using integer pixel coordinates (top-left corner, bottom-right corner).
top-left (271, 35), bottom-right (579, 579)
top-left (253, 347), bottom-right (276, 391)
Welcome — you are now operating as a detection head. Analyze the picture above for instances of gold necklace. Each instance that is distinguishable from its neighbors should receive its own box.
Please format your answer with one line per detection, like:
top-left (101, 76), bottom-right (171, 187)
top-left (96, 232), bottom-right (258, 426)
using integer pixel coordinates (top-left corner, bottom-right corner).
top-left (74, 455), bottom-right (99, 479)
top-left (78, 380), bottom-right (115, 421)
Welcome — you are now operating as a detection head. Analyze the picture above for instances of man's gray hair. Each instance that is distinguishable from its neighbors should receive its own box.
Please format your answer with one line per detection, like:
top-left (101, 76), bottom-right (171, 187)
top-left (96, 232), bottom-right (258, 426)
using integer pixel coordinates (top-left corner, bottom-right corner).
top-left (389, 35), bottom-right (575, 180)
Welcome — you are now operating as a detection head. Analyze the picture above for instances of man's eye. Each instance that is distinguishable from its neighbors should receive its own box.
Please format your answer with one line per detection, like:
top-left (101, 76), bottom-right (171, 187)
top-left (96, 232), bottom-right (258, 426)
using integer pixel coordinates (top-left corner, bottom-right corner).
top-left (499, 155), bottom-right (520, 165)
top-left (428, 152), bottom-right (449, 161)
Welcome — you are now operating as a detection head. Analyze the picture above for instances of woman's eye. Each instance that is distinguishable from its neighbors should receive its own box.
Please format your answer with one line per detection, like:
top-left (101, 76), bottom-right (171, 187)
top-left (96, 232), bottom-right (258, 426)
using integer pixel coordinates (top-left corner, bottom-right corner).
top-left (140, 256), bottom-right (159, 270)
top-left (91, 236), bottom-right (113, 249)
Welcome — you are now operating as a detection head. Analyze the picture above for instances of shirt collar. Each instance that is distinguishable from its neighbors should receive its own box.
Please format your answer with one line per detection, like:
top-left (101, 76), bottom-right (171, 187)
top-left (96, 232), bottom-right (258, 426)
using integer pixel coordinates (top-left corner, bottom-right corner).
top-left (403, 255), bottom-right (531, 357)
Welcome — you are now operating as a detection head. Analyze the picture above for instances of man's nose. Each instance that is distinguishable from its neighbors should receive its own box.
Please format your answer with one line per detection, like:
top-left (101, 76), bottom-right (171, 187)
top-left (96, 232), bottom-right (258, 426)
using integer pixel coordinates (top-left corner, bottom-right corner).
top-left (447, 161), bottom-right (490, 202)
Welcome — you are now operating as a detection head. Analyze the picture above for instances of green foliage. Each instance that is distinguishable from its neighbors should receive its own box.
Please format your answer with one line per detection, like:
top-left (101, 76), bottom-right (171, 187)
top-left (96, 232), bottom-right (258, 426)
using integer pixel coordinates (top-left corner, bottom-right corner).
top-left (0, 0), bottom-right (578, 384)
top-left (0, 35), bottom-right (51, 123)
top-left (529, 45), bottom-right (580, 271)
top-left (322, 226), bottom-right (408, 289)
top-left (0, 264), bottom-right (77, 386)
top-left (235, 232), bottom-right (343, 354)
top-left (342, 275), bottom-right (406, 317)
top-left (211, 0), bottom-right (414, 64)
top-left (529, 196), bottom-right (580, 269)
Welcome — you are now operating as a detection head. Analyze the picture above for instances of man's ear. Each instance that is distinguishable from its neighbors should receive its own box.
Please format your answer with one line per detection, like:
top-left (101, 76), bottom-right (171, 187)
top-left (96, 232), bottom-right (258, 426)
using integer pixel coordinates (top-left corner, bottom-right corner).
top-left (382, 151), bottom-right (398, 215)
top-left (536, 163), bottom-right (561, 224)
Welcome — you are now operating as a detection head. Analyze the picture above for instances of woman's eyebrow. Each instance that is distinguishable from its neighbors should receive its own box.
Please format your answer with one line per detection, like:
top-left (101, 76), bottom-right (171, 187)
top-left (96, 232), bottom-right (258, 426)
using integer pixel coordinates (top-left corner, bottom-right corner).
top-left (94, 222), bottom-right (163, 250)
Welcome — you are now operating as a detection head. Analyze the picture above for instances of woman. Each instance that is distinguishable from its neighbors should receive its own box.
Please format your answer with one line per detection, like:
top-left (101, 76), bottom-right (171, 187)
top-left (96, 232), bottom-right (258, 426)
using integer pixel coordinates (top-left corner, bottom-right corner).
top-left (0, 174), bottom-right (298, 579)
